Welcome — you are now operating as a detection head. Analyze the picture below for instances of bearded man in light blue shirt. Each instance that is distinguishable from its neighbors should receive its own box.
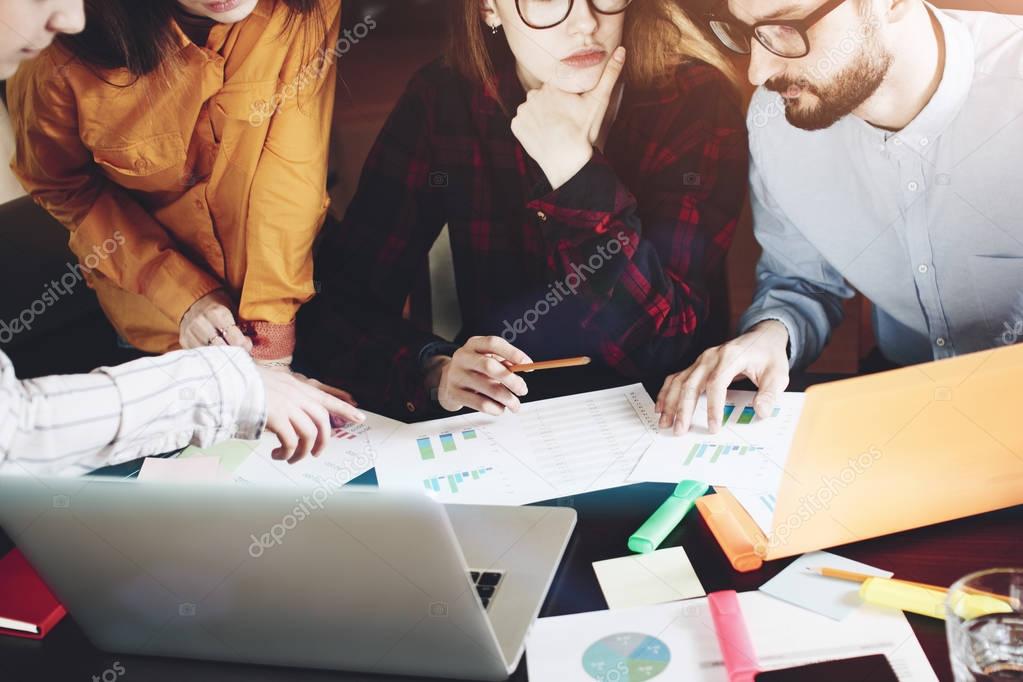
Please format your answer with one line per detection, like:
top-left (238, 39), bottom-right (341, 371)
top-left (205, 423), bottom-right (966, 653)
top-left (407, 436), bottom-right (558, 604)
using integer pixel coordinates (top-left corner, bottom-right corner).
top-left (657, 0), bottom-right (1023, 433)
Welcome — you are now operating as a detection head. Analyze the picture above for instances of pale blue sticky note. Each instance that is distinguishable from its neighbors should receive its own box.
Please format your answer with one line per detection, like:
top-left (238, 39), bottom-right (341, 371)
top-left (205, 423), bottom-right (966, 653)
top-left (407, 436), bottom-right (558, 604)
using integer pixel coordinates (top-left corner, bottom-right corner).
top-left (759, 551), bottom-right (893, 621)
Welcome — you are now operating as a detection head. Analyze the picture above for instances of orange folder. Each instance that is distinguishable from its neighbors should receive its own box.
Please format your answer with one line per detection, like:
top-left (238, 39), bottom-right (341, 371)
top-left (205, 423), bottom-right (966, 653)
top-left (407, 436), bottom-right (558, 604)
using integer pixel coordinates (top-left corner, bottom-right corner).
top-left (697, 344), bottom-right (1023, 571)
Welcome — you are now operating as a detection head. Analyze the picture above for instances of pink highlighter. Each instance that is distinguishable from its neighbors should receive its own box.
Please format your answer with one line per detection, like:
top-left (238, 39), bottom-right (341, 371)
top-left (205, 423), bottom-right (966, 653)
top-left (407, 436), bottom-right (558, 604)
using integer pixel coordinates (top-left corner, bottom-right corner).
top-left (708, 591), bottom-right (760, 682)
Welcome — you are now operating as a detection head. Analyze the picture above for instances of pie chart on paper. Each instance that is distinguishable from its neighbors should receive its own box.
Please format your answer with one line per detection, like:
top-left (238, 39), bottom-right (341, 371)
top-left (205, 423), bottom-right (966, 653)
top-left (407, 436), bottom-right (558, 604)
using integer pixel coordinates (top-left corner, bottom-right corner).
top-left (581, 632), bottom-right (670, 681)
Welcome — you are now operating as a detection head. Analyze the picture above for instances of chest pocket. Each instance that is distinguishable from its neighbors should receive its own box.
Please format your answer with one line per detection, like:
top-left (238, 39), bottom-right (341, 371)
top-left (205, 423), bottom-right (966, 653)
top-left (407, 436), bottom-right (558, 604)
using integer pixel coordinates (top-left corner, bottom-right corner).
top-left (91, 133), bottom-right (186, 192)
top-left (209, 79), bottom-right (278, 152)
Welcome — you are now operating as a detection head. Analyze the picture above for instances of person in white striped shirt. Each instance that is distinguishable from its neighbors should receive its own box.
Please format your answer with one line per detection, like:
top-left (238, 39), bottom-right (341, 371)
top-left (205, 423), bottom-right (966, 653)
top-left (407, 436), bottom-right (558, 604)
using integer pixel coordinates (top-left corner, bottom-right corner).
top-left (1, 0), bottom-right (364, 475)
top-left (0, 346), bottom-right (365, 476)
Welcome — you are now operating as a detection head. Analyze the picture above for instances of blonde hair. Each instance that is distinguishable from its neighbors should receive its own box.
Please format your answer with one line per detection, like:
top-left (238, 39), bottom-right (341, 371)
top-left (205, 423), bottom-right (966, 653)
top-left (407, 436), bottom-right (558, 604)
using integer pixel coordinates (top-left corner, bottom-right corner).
top-left (446, 0), bottom-right (742, 109)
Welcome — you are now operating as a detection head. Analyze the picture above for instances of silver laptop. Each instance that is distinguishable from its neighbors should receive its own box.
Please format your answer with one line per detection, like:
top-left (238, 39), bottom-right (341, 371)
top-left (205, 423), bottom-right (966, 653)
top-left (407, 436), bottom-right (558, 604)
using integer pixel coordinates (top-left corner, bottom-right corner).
top-left (0, 475), bottom-right (576, 680)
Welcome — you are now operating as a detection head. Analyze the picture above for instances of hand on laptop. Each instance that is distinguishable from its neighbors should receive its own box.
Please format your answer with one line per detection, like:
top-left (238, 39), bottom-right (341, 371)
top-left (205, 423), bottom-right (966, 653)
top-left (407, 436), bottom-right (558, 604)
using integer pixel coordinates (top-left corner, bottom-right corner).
top-left (431, 336), bottom-right (531, 416)
top-left (258, 367), bottom-right (365, 464)
top-left (656, 320), bottom-right (790, 436)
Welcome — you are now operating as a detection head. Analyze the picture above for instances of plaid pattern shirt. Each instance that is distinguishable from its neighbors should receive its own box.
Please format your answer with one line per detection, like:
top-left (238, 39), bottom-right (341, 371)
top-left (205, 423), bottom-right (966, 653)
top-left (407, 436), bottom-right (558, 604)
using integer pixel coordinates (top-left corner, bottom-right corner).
top-left (298, 53), bottom-right (748, 417)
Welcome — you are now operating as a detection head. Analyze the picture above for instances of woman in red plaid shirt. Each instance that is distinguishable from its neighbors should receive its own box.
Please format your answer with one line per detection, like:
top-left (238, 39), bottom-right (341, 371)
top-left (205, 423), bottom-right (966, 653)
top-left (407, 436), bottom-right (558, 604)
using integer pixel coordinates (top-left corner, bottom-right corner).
top-left (299, 0), bottom-right (749, 418)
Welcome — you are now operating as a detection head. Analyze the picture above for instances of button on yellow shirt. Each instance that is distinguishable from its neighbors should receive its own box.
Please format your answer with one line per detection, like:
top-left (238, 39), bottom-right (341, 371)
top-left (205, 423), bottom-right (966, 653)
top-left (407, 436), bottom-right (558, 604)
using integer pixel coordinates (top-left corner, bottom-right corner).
top-left (8, 0), bottom-right (341, 359)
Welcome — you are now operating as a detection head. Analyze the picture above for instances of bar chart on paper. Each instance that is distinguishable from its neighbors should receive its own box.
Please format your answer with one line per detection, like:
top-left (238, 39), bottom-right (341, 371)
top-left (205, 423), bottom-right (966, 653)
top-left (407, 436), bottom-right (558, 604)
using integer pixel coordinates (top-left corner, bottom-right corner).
top-left (728, 404), bottom-right (781, 425)
top-left (684, 442), bottom-right (766, 465)
top-left (416, 429), bottom-right (480, 460)
top-left (423, 467), bottom-right (494, 495)
top-left (629, 390), bottom-right (805, 490)
top-left (375, 384), bottom-right (661, 505)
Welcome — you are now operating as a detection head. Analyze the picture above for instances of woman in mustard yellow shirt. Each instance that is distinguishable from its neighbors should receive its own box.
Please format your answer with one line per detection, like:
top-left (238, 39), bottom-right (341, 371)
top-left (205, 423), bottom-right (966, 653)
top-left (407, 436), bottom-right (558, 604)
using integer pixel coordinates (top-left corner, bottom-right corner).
top-left (8, 0), bottom-right (341, 368)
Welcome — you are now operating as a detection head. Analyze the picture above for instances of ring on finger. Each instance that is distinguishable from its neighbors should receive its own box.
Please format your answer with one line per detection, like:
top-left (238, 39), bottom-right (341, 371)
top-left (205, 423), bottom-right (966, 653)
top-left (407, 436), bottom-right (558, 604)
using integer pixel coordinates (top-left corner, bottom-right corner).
top-left (206, 334), bottom-right (221, 346)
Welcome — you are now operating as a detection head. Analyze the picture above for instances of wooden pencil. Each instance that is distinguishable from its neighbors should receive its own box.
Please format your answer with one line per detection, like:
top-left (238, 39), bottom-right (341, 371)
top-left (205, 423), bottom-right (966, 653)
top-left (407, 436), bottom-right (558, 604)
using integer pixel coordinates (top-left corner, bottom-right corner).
top-left (509, 356), bottom-right (592, 373)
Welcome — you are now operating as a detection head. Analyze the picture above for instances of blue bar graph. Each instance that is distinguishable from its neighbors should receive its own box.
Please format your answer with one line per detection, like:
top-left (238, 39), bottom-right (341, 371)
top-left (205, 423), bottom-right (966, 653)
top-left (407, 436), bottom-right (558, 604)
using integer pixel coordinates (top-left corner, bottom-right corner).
top-left (423, 467), bottom-right (494, 494)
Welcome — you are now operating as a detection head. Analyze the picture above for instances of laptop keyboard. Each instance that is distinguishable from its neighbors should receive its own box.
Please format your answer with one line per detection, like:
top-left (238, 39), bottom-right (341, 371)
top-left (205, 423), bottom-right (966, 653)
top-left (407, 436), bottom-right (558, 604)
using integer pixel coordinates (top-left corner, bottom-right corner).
top-left (469, 570), bottom-right (504, 610)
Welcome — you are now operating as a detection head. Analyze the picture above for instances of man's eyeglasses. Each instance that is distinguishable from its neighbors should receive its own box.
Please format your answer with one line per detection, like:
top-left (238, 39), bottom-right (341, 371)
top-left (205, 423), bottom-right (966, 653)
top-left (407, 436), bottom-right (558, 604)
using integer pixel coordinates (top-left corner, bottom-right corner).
top-left (705, 0), bottom-right (848, 59)
top-left (515, 0), bottom-right (633, 30)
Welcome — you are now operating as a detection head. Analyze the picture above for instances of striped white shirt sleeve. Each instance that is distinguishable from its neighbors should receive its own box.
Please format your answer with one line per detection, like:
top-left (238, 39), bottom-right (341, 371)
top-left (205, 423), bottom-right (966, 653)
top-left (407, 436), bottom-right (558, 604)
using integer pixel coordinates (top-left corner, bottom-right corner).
top-left (0, 346), bottom-right (266, 476)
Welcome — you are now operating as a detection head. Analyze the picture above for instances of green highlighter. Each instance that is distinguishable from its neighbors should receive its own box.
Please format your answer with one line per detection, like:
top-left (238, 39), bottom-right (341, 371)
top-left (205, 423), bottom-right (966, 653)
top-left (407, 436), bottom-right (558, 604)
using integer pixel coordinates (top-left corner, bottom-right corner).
top-left (628, 480), bottom-right (710, 553)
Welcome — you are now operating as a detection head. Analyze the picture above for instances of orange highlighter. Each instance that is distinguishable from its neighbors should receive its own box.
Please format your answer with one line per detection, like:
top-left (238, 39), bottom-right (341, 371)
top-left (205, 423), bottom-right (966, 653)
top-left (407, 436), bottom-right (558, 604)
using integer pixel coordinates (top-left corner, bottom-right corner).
top-left (695, 491), bottom-right (765, 572)
top-left (708, 590), bottom-right (760, 682)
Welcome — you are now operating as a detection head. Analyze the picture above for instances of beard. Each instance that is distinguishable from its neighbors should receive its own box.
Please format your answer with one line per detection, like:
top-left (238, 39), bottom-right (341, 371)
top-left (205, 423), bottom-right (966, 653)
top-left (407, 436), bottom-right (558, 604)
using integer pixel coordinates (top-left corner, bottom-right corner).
top-left (767, 37), bottom-right (893, 131)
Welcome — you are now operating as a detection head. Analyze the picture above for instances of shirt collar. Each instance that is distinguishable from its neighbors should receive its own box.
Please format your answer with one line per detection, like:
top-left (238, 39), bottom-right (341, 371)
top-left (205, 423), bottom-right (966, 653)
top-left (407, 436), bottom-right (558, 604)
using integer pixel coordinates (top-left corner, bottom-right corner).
top-left (877, 4), bottom-right (975, 152)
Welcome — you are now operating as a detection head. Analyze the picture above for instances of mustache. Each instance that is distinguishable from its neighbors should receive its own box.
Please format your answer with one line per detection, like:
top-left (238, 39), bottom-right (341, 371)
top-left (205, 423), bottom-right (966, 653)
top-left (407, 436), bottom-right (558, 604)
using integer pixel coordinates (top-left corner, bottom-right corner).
top-left (765, 77), bottom-right (819, 97)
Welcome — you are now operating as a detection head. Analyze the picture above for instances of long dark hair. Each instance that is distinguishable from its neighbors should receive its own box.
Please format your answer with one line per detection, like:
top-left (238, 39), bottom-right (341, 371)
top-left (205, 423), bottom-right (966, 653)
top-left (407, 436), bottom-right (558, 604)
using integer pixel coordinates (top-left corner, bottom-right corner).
top-left (60, 0), bottom-right (329, 78)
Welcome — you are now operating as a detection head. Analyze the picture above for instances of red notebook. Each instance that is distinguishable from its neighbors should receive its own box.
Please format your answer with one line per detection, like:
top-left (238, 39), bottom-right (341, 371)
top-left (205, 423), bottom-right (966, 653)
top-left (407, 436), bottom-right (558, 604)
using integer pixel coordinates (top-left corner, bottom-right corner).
top-left (0, 548), bottom-right (66, 639)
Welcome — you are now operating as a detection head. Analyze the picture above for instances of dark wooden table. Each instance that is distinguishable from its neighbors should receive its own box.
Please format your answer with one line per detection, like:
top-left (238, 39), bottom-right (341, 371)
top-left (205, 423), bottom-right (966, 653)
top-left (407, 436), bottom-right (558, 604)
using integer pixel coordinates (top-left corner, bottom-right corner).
top-left (1, 368), bottom-right (1020, 681)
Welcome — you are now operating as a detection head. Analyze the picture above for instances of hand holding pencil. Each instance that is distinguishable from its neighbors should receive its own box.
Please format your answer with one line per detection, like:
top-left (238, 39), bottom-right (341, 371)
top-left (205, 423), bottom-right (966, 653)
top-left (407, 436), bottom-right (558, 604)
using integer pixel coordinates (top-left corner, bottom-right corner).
top-left (429, 336), bottom-right (593, 417)
top-left (509, 356), bottom-right (591, 373)
top-left (432, 336), bottom-right (533, 416)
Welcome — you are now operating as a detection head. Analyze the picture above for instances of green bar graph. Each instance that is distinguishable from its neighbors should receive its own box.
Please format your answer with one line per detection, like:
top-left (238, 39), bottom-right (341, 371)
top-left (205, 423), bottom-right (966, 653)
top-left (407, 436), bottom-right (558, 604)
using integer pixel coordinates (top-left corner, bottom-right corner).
top-left (683, 442), bottom-right (765, 467)
top-left (737, 406), bottom-right (756, 425)
top-left (722, 404), bottom-right (735, 424)
top-left (462, 429), bottom-right (478, 440)
top-left (440, 433), bottom-right (456, 452)
top-left (417, 437), bottom-right (435, 460)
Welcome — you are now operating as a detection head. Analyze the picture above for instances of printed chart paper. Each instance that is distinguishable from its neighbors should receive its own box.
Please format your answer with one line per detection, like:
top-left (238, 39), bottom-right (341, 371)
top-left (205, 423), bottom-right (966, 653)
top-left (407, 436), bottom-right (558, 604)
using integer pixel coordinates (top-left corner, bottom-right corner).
top-left (231, 411), bottom-right (404, 487)
top-left (630, 390), bottom-right (804, 493)
top-left (177, 411), bottom-right (404, 488)
top-left (526, 591), bottom-right (936, 681)
top-left (375, 385), bottom-right (659, 505)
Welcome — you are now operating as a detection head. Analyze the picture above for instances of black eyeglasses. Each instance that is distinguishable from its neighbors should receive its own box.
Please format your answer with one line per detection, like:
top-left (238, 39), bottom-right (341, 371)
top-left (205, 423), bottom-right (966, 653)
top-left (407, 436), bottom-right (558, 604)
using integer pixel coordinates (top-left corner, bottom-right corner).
top-left (515, 0), bottom-right (633, 30)
top-left (706, 0), bottom-right (848, 59)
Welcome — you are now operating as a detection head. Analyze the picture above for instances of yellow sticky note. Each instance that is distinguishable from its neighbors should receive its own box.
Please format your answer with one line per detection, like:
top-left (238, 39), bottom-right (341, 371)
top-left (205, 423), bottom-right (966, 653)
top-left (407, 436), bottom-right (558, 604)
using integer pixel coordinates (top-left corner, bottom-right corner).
top-left (592, 547), bottom-right (705, 610)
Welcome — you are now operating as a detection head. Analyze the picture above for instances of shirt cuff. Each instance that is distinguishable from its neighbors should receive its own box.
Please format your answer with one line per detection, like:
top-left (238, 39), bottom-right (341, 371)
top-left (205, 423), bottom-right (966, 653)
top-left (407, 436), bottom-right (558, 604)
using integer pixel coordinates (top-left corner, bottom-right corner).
top-left (230, 352), bottom-right (267, 441)
top-left (243, 320), bottom-right (297, 361)
top-left (737, 311), bottom-right (799, 369)
top-left (96, 347), bottom-right (267, 457)
top-left (525, 152), bottom-right (634, 232)
top-left (417, 341), bottom-right (460, 370)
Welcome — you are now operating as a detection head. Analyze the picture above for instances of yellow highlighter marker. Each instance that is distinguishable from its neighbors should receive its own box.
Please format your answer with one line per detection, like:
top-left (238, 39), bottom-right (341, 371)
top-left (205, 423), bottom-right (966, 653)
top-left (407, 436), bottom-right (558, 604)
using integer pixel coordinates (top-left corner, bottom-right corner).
top-left (859, 577), bottom-right (949, 619)
top-left (809, 567), bottom-right (1017, 621)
